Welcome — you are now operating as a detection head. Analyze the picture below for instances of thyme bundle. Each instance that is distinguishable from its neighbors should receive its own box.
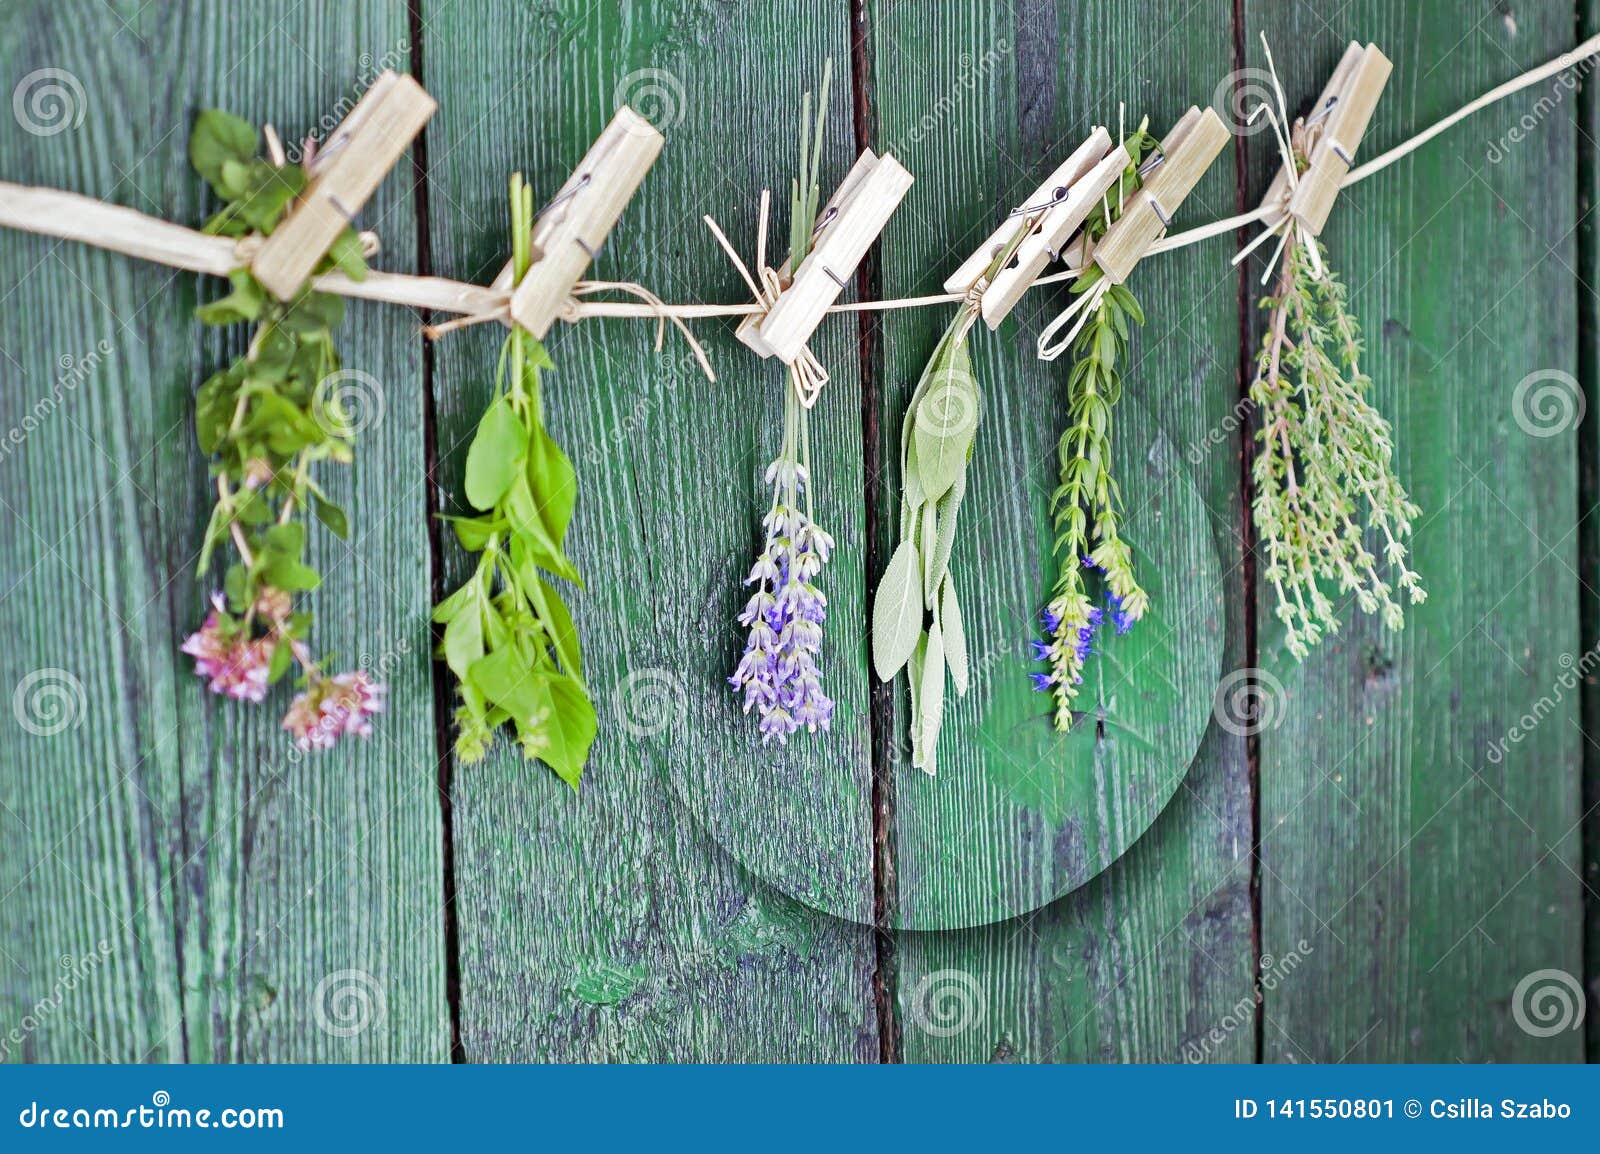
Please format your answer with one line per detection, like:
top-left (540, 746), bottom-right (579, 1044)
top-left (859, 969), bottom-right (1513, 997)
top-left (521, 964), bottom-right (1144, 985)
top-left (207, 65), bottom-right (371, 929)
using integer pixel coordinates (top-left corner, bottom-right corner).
top-left (434, 174), bottom-right (596, 784)
top-left (182, 110), bottom-right (384, 750)
top-left (1251, 236), bottom-right (1423, 657)
top-left (1246, 49), bottom-right (1424, 658)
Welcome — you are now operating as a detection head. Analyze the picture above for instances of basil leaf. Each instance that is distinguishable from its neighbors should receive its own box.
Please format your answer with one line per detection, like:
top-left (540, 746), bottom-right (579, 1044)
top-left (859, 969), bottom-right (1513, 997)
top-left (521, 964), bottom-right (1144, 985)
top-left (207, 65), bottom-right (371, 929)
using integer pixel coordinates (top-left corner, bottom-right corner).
top-left (464, 397), bottom-right (526, 510)
top-left (531, 672), bottom-right (597, 788)
top-left (312, 494), bottom-right (348, 539)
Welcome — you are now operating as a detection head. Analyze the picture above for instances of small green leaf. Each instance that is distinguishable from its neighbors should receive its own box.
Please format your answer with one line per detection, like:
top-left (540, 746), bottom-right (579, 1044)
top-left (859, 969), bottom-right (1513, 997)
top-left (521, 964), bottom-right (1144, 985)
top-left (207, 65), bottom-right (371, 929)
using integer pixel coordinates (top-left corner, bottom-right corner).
top-left (914, 621), bottom-right (945, 776)
top-left (925, 465), bottom-right (966, 604)
top-left (440, 595), bottom-right (484, 678)
top-left (507, 476), bottom-right (581, 585)
top-left (871, 539), bottom-right (923, 681)
top-left (942, 578), bottom-right (968, 696)
top-left (267, 638), bottom-right (293, 684)
top-left (526, 423), bottom-right (579, 544)
top-left (532, 672), bottom-right (597, 788)
top-left (324, 227), bottom-right (368, 281)
top-left (911, 341), bottom-right (979, 502)
top-left (312, 494), bottom-right (349, 539)
top-left (464, 398), bottom-right (527, 510)
top-left (262, 521), bottom-right (305, 558)
top-left (190, 110), bottom-right (258, 195)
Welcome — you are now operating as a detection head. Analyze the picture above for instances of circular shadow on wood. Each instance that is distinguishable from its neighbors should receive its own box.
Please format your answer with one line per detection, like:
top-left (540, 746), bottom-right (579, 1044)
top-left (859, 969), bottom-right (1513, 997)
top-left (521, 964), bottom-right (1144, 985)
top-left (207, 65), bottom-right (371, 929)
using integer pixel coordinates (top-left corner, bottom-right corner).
top-left (668, 395), bottom-right (1224, 929)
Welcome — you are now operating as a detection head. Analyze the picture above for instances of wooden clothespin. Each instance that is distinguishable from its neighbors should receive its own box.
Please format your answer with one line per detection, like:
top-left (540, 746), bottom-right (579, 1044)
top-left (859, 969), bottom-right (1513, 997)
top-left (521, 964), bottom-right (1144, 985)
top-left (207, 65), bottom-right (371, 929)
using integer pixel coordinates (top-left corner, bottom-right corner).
top-left (736, 149), bottom-right (913, 365)
top-left (1263, 42), bottom-right (1391, 235)
top-left (1092, 106), bottom-right (1230, 284)
top-left (252, 71), bottom-right (435, 300)
top-left (506, 106), bottom-right (665, 338)
top-left (943, 127), bottom-right (1130, 329)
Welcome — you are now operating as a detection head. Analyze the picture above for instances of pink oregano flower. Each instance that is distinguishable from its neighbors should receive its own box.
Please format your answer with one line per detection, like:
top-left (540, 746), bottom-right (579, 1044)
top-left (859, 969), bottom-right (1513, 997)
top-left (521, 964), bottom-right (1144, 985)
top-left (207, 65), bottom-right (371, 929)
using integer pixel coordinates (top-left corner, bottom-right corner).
top-left (182, 591), bottom-right (384, 752)
top-left (181, 595), bottom-right (271, 703)
top-left (282, 671), bottom-right (385, 751)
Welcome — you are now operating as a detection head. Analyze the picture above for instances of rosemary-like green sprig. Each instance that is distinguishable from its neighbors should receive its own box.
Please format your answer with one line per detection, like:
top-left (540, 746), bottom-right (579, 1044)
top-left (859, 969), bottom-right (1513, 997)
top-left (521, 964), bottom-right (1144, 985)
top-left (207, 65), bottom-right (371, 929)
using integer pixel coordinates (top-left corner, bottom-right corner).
top-left (1034, 125), bottom-right (1156, 731)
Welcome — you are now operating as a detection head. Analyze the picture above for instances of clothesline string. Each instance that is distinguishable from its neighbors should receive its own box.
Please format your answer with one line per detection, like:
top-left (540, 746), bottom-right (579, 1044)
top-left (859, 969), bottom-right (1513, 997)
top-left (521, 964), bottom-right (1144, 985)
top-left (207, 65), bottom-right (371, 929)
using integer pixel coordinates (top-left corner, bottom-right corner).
top-left (565, 30), bottom-right (1600, 322)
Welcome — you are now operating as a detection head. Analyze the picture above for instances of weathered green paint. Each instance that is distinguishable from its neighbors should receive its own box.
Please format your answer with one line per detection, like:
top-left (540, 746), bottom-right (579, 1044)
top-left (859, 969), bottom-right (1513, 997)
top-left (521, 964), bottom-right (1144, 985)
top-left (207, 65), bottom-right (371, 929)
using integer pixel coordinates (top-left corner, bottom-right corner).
top-left (425, 0), bottom-right (878, 1061)
top-left (1244, 1), bottom-right (1586, 1062)
top-left (0, 0), bottom-right (447, 1061)
top-left (871, 0), bottom-right (1254, 1059)
top-left (0, 0), bottom-right (1593, 1065)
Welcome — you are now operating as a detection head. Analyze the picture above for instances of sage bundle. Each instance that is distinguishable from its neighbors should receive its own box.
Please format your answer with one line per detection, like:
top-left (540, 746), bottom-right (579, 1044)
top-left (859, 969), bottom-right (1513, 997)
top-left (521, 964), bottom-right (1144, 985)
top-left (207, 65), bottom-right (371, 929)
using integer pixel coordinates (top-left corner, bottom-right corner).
top-left (434, 174), bottom-right (596, 784)
top-left (182, 110), bottom-right (384, 750)
top-left (871, 311), bottom-right (980, 774)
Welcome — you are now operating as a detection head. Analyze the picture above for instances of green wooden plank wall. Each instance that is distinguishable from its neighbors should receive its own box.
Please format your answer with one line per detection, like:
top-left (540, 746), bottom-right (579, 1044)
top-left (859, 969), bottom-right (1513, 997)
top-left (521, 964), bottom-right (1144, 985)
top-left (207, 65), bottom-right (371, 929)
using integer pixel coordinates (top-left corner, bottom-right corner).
top-left (0, 0), bottom-right (1592, 1063)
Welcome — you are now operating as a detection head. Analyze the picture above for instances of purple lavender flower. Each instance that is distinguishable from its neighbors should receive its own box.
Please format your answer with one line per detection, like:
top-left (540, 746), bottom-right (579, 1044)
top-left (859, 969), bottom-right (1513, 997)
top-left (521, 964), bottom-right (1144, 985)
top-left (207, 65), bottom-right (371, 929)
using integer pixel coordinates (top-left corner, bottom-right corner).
top-left (1105, 591), bottom-right (1134, 635)
top-left (729, 462), bottom-right (835, 744)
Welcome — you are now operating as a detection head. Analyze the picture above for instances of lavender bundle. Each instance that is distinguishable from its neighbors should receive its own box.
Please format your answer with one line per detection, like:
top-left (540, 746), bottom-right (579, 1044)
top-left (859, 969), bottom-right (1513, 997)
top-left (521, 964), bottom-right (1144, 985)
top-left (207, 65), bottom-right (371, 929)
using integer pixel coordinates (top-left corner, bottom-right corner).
top-left (728, 64), bottom-right (838, 744)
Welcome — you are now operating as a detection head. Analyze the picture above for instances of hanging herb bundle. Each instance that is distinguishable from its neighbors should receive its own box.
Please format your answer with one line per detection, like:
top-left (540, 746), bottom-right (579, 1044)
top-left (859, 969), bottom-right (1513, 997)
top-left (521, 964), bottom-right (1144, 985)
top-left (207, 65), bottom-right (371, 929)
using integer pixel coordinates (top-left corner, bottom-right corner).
top-left (182, 109), bottom-right (384, 751)
top-left (1250, 225), bottom-right (1423, 658)
top-left (1247, 49), bottom-right (1424, 659)
top-left (728, 64), bottom-right (837, 745)
top-left (434, 174), bottom-right (596, 785)
top-left (870, 311), bottom-right (980, 774)
top-left (1033, 124), bottom-right (1157, 731)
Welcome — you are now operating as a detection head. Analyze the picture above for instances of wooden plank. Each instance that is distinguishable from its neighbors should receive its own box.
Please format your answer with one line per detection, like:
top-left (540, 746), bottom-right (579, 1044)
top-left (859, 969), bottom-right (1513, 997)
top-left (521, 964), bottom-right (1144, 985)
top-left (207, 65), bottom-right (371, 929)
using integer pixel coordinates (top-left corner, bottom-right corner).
top-left (870, 1), bottom-right (1253, 1059)
top-left (0, 0), bottom-right (447, 1061)
top-left (426, 0), bottom-right (878, 1060)
top-left (1244, 2), bottom-right (1585, 1062)
top-left (1583, 0), bottom-right (1600, 1069)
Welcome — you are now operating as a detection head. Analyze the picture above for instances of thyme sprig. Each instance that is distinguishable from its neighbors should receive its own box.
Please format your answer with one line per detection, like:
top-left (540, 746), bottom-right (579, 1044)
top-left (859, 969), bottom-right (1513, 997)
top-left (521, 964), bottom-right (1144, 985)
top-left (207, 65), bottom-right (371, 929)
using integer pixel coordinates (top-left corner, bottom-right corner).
top-left (434, 174), bottom-right (596, 784)
top-left (1251, 236), bottom-right (1424, 657)
top-left (183, 109), bottom-right (384, 751)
